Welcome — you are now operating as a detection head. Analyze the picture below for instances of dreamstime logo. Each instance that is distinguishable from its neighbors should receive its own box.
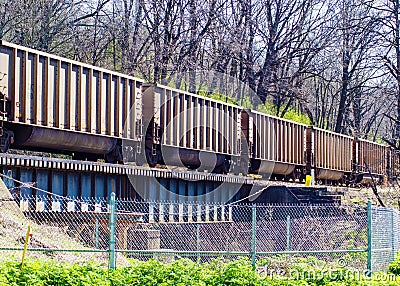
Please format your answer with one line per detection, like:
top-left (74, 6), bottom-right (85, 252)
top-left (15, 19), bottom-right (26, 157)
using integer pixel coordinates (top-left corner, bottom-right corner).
top-left (257, 264), bottom-right (396, 282)
top-left (122, 70), bottom-right (273, 202)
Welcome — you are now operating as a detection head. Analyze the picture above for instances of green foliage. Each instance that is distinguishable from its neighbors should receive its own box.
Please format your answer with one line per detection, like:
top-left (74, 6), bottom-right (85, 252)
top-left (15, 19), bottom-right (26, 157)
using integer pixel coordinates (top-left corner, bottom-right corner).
top-left (198, 91), bottom-right (311, 125)
top-left (257, 102), bottom-right (311, 125)
top-left (389, 253), bottom-right (400, 275)
top-left (162, 78), bottom-right (311, 125)
top-left (238, 95), bottom-right (254, 109)
top-left (364, 135), bottom-right (386, 145)
top-left (257, 102), bottom-right (277, 115)
top-left (283, 108), bottom-right (311, 125)
top-left (0, 258), bottom-right (267, 286)
top-left (1, 257), bottom-right (400, 285)
top-left (200, 91), bottom-right (255, 109)
top-left (0, 260), bottom-right (109, 286)
top-left (198, 90), bottom-right (239, 105)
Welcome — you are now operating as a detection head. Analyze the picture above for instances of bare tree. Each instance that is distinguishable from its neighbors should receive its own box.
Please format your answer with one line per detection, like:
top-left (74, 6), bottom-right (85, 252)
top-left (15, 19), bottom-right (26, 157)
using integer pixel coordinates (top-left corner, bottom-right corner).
top-left (0, 0), bottom-right (23, 40)
top-left (333, 0), bottom-right (381, 134)
top-left (0, 0), bottom-right (395, 146)
top-left (372, 0), bottom-right (400, 148)
top-left (248, 0), bottom-right (333, 117)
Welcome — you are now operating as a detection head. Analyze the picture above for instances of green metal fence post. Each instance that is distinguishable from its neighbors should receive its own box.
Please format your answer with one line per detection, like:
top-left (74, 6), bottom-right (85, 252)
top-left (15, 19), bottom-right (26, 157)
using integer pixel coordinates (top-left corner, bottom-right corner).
top-left (251, 204), bottom-right (257, 268)
top-left (367, 201), bottom-right (372, 275)
top-left (391, 209), bottom-right (395, 262)
top-left (95, 219), bottom-right (99, 249)
top-left (286, 215), bottom-right (291, 251)
top-left (109, 192), bottom-right (116, 270)
top-left (196, 223), bottom-right (200, 263)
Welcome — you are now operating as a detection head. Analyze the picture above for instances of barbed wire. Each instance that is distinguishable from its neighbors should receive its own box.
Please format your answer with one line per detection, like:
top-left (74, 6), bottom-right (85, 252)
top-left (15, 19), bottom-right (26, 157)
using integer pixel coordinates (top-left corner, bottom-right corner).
top-left (112, 186), bottom-right (270, 216)
top-left (0, 172), bottom-right (100, 210)
top-left (0, 171), bottom-right (271, 217)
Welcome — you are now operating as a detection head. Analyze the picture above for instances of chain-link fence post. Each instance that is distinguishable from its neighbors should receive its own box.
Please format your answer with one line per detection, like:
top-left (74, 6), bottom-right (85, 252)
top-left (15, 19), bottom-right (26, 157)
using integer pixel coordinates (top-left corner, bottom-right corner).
top-left (286, 215), bottom-right (291, 251)
top-left (108, 192), bottom-right (116, 270)
top-left (196, 223), bottom-right (200, 263)
top-left (251, 204), bottom-right (257, 268)
top-left (391, 209), bottom-right (395, 262)
top-left (95, 219), bottom-right (99, 249)
top-left (393, 209), bottom-right (400, 263)
top-left (367, 201), bottom-right (372, 275)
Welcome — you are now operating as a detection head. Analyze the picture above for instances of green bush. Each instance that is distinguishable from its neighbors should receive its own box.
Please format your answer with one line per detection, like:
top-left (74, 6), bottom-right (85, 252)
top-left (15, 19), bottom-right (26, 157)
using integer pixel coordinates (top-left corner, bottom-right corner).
top-left (1, 257), bottom-right (400, 285)
top-left (389, 253), bottom-right (400, 275)
top-left (257, 102), bottom-right (311, 125)
top-left (0, 258), bottom-right (269, 286)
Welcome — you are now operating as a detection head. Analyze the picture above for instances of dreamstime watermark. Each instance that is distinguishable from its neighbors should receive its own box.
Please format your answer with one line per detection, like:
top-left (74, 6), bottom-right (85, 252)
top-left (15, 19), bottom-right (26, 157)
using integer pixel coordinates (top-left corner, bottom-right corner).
top-left (257, 266), bottom-right (397, 282)
top-left (256, 259), bottom-right (397, 282)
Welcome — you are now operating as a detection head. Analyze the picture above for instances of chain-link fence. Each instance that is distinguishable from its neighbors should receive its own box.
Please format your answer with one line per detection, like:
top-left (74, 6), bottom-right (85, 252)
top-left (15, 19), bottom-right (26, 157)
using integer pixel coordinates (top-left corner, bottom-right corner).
top-left (369, 203), bottom-right (400, 272)
top-left (0, 193), bottom-right (399, 273)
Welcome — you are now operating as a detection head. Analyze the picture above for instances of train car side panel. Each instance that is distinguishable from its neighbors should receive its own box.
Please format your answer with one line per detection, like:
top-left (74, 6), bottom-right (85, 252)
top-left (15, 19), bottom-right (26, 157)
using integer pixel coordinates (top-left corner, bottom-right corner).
top-left (0, 40), bottom-right (144, 157)
top-left (308, 127), bottom-right (352, 181)
top-left (249, 111), bottom-right (306, 176)
top-left (357, 139), bottom-right (387, 176)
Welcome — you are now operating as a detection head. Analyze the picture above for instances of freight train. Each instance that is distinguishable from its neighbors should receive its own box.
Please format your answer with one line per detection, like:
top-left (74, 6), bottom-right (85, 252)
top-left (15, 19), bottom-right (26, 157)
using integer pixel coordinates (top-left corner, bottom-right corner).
top-left (0, 40), bottom-right (398, 185)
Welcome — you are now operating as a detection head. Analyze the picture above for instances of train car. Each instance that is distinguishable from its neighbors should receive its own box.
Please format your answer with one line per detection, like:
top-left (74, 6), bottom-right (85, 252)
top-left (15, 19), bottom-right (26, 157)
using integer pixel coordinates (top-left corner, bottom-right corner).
top-left (387, 147), bottom-right (400, 180)
top-left (0, 40), bottom-right (143, 162)
top-left (306, 127), bottom-right (353, 182)
top-left (353, 139), bottom-right (387, 184)
top-left (140, 84), bottom-right (242, 173)
top-left (0, 41), bottom-right (398, 183)
top-left (244, 110), bottom-right (307, 179)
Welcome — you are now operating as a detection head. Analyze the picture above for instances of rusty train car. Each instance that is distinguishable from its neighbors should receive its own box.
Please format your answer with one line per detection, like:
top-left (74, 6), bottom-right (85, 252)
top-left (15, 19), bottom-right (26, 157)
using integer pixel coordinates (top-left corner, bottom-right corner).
top-left (242, 110), bottom-right (307, 179)
top-left (0, 40), bottom-right (398, 185)
top-left (0, 40), bottom-right (143, 162)
top-left (307, 127), bottom-right (353, 183)
top-left (139, 84), bottom-right (242, 173)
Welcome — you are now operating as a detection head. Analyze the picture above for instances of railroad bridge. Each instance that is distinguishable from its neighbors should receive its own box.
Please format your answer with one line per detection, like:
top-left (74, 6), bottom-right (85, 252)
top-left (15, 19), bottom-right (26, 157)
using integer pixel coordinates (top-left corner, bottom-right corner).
top-left (0, 152), bottom-right (340, 210)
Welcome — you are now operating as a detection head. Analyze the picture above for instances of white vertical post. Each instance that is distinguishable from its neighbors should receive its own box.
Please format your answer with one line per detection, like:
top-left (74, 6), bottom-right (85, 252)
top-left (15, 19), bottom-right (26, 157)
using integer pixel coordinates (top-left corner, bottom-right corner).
top-left (81, 202), bottom-right (89, 212)
top-left (213, 205), bottom-right (218, 221)
top-left (179, 203), bottom-right (184, 222)
top-left (205, 205), bottom-right (210, 222)
top-left (188, 204), bottom-right (193, 222)
top-left (36, 200), bottom-right (45, 212)
top-left (159, 202), bottom-right (164, 223)
top-left (52, 201), bottom-right (61, 212)
top-left (169, 204), bottom-right (174, 222)
top-left (67, 201), bottom-right (75, 212)
top-left (197, 204), bottom-right (202, 222)
top-left (95, 203), bottom-right (102, 213)
top-left (149, 202), bottom-right (155, 223)
top-left (311, 169), bottom-right (315, 185)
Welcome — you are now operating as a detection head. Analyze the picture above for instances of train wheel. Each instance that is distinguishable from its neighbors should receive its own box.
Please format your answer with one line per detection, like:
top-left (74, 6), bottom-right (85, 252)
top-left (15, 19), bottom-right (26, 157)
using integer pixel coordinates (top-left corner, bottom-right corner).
top-left (145, 148), bottom-right (158, 167)
top-left (222, 157), bottom-right (231, 174)
top-left (105, 145), bottom-right (123, 163)
top-left (0, 130), bottom-right (13, 153)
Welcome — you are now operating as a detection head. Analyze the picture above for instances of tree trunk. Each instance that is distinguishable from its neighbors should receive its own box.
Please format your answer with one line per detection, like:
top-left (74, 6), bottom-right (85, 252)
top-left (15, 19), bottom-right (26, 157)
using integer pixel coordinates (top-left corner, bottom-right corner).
top-left (335, 48), bottom-right (350, 133)
top-left (395, 0), bottom-right (400, 148)
top-left (188, 0), bottom-right (197, 93)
